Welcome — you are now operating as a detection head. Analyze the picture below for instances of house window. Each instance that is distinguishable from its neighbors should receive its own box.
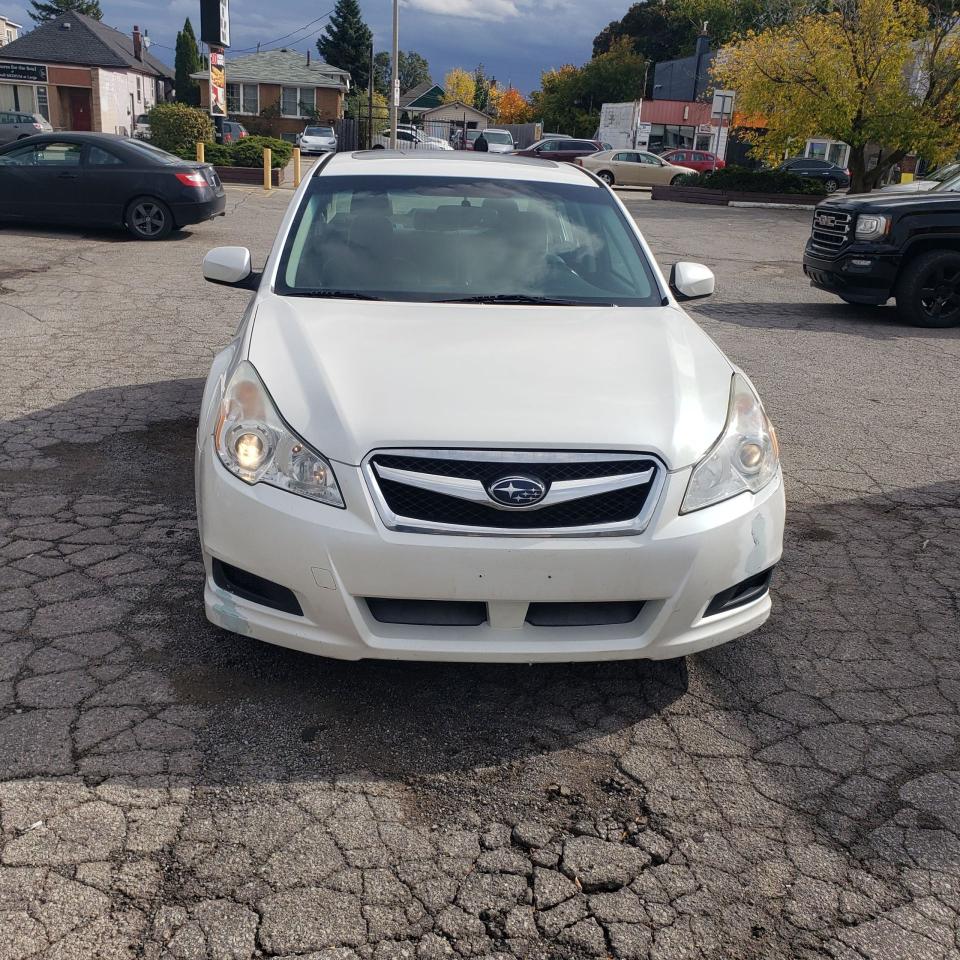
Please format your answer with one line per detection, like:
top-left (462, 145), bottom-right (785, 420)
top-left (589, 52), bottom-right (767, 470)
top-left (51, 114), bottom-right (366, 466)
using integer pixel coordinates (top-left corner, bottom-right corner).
top-left (136, 76), bottom-right (141, 103)
top-left (36, 86), bottom-right (49, 121)
top-left (281, 86), bottom-right (315, 117)
top-left (226, 82), bottom-right (259, 115)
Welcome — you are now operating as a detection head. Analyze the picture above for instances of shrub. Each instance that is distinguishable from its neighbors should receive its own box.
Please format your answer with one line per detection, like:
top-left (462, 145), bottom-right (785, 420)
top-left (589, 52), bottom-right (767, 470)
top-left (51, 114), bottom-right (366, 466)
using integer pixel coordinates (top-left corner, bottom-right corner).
top-left (148, 103), bottom-right (215, 157)
top-left (676, 165), bottom-right (828, 195)
top-left (203, 143), bottom-right (234, 166)
top-left (229, 135), bottom-right (293, 168)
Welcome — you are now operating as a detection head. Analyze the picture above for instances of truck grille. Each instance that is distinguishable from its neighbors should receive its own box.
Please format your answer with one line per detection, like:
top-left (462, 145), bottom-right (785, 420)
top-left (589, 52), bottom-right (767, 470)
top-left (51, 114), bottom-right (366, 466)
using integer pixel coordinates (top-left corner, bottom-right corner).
top-left (810, 208), bottom-right (852, 253)
top-left (363, 450), bottom-right (664, 537)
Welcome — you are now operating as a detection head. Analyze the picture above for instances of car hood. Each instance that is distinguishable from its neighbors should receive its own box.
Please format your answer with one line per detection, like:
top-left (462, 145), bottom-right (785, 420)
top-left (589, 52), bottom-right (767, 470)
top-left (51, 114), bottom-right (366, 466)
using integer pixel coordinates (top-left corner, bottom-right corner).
top-left (486, 144), bottom-right (514, 153)
top-left (881, 180), bottom-right (934, 193)
top-left (247, 298), bottom-right (733, 468)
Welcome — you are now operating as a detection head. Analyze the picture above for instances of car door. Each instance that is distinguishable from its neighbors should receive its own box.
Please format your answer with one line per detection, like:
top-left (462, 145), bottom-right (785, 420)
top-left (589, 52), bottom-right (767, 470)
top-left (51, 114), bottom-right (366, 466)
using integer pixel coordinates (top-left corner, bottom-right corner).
top-left (0, 139), bottom-right (85, 223)
top-left (531, 139), bottom-right (560, 159)
top-left (608, 152), bottom-right (639, 184)
top-left (631, 152), bottom-right (666, 185)
top-left (0, 112), bottom-right (14, 145)
top-left (81, 142), bottom-right (132, 225)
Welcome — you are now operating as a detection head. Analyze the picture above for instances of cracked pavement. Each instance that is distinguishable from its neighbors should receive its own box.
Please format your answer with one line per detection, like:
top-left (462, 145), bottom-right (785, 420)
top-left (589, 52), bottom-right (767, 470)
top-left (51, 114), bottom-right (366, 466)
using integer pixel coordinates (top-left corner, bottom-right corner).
top-left (1, 187), bottom-right (959, 960)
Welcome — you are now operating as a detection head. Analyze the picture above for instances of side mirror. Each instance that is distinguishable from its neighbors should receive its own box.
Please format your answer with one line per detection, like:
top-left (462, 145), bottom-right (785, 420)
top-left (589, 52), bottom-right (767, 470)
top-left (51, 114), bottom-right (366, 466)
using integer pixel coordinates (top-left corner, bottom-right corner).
top-left (670, 262), bottom-right (715, 300)
top-left (203, 246), bottom-right (259, 289)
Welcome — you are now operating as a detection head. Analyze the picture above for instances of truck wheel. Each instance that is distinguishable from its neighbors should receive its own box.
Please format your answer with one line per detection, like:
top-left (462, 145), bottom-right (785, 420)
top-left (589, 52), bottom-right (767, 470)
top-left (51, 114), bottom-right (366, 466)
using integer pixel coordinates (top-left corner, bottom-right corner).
top-left (895, 249), bottom-right (960, 327)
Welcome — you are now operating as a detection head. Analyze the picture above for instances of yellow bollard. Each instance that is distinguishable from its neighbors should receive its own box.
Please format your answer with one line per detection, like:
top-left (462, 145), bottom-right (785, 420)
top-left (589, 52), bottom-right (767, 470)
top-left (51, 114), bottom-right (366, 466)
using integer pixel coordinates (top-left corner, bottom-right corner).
top-left (196, 142), bottom-right (205, 163)
top-left (263, 148), bottom-right (272, 191)
top-left (294, 147), bottom-right (302, 187)
top-left (900, 171), bottom-right (914, 184)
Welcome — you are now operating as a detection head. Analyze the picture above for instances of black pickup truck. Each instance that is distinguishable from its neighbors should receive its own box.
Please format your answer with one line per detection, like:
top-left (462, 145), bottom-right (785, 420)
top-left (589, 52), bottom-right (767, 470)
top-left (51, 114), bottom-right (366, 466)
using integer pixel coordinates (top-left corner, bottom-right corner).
top-left (802, 188), bottom-right (960, 327)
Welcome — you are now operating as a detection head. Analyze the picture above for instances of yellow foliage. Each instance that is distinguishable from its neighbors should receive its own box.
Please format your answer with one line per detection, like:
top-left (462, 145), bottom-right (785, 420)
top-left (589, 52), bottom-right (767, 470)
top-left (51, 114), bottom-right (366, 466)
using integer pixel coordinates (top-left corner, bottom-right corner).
top-left (714, 0), bottom-right (960, 188)
top-left (443, 68), bottom-right (476, 106)
top-left (496, 87), bottom-right (531, 124)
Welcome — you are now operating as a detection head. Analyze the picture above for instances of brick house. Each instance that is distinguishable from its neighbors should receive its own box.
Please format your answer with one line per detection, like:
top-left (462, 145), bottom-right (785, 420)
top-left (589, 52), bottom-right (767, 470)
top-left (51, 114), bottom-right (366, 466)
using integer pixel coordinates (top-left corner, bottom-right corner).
top-left (0, 11), bottom-right (172, 133)
top-left (192, 49), bottom-right (350, 137)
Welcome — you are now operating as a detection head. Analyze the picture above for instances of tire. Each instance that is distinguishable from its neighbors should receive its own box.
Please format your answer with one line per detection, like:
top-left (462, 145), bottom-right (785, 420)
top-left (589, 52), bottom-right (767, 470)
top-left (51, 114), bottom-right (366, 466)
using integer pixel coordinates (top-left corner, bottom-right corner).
top-left (597, 170), bottom-right (614, 185)
top-left (670, 175), bottom-right (686, 186)
top-left (125, 197), bottom-right (173, 241)
top-left (823, 178), bottom-right (839, 193)
top-left (895, 248), bottom-right (960, 327)
top-left (16, 134), bottom-right (28, 140)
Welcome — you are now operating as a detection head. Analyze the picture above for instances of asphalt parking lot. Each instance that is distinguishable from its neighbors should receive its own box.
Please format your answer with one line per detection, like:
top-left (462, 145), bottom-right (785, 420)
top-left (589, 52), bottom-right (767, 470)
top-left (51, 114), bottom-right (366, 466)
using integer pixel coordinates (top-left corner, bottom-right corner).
top-left (1, 185), bottom-right (959, 960)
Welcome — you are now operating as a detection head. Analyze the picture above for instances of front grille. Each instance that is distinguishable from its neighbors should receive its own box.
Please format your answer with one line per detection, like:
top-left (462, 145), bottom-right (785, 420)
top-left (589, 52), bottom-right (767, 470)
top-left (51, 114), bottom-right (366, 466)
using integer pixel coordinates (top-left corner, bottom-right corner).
top-left (526, 601), bottom-right (644, 627)
top-left (810, 208), bottom-right (852, 253)
top-left (366, 598), bottom-right (487, 626)
top-left (365, 450), bottom-right (662, 535)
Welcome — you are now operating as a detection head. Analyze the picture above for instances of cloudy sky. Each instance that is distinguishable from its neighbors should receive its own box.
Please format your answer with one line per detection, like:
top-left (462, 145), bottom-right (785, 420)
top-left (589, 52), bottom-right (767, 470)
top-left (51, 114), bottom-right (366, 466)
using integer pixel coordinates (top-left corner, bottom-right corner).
top-left (6, 0), bottom-right (632, 94)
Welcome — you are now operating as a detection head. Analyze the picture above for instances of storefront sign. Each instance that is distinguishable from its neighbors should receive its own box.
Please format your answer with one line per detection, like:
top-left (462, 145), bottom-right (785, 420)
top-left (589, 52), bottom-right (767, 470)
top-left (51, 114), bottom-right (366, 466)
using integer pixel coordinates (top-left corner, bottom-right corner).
top-left (0, 63), bottom-right (48, 83)
top-left (200, 0), bottom-right (230, 48)
top-left (209, 48), bottom-right (226, 117)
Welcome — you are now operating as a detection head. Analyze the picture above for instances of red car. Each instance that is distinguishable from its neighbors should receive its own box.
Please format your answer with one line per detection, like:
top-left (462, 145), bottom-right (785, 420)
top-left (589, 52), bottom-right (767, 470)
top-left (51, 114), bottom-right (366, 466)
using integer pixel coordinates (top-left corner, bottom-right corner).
top-left (515, 138), bottom-right (605, 163)
top-left (659, 149), bottom-right (725, 172)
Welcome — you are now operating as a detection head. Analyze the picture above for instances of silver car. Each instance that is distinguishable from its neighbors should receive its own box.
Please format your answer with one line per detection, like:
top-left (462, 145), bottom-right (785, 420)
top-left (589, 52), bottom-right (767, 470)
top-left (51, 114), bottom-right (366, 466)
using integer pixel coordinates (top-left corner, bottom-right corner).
top-left (299, 125), bottom-right (337, 154)
top-left (0, 111), bottom-right (52, 145)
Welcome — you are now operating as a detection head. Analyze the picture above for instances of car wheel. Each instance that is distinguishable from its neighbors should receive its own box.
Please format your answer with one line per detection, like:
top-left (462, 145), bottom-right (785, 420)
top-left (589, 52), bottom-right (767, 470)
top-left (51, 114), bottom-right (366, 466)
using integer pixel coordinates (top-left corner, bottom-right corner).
top-left (125, 197), bottom-right (174, 241)
top-left (823, 178), bottom-right (839, 193)
top-left (670, 175), bottom-right (687, 186)
top-left (895, 249), bottom-right (960, 327)
top-left (597, 170), bottom-right (614, 185)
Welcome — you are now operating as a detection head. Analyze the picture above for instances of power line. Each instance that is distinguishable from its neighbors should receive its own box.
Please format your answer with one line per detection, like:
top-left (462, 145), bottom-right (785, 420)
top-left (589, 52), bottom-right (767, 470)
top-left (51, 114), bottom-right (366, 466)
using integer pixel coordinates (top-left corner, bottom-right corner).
top-left (230, 10), bottom-right (336, 53)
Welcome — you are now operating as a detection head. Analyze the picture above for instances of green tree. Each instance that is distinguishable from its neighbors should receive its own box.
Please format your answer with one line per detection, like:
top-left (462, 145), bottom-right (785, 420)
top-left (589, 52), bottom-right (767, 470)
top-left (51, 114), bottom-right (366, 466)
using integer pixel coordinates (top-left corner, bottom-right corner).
top-left (399, 51), bottom-right (431, 92)
top-left (373, 51), bottom-right (391, 97)
top-left (473, 63), bottom-right (495, 113)
top-left (317, 0), bottom-right (373, 92)
top-left (174, 18), bottom-right (202, 107)
top-left (29, 0), bottom-right (102, 23)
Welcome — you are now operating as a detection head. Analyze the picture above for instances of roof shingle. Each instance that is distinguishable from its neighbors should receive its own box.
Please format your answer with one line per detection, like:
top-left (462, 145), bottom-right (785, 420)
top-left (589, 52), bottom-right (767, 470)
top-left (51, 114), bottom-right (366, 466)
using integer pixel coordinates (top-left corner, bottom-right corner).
top-left (191, 50), bottom-right (349, 88)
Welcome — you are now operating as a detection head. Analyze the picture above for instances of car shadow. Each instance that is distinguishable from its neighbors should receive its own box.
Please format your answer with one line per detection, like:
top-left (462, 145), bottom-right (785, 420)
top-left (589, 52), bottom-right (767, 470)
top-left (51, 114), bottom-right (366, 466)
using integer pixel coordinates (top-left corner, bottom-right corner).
top-left (0, 223), bottom-right (195, 243)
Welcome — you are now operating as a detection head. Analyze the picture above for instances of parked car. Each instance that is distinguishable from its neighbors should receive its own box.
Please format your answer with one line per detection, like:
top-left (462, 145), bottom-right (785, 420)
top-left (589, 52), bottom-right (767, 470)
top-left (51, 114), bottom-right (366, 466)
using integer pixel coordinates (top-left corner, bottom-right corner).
top-left (466, 128), bottom-right (515, 153)
top-left (372, 128), bottom-right (453, 150)
top-left (0, 111), bottom-right (52, 145)
top-left (515, 138), bottom-right (604, 162)
top-left (133, 113), bottom-right (151, 140)
top-left (803, 173), bottom-right (960, 326)
top-left (196, 151), bottom-right (785, 663)
top-left (299, 124), bottom-right (337, 154)
top-left (881, 160), bottom-right (960, 193)
top-left (575, 149), bottom-right (696, 187)
top-left (778, 157), bottom-right (850, 193)
top-left (660, 149), bottom-right (725, 172)
top-left (541, 132), bottom-right (572, 139)
top-left (0, 133), bottom-right (225, 240)
top-left (217, 120), bottom-right (249, 145)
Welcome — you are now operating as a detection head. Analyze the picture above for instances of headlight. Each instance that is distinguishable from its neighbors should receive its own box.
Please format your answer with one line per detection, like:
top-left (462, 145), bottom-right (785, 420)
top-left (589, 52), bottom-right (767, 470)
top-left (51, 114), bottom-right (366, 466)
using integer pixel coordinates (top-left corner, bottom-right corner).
top-left (681, 373), bottom-right (780, 513)
top-left (215, 360), bottom-right (344, 508)
top-left (854, 214), bottom-right (891, 241)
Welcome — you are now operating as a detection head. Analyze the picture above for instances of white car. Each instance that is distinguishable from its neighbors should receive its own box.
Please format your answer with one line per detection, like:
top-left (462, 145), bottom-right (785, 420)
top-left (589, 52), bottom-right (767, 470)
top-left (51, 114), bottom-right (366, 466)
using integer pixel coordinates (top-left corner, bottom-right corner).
top-left (478, 128), bottom-right (516, 154)
top-left (133, 113), bottom-right (151, 140)
top-left (373, 127), bottom-right (453, 151)
top-left (881, 161), bottom-right (960, 193)
top-left (197, 152), bottom-right (785, 662)
top-left (298, 125), bottom-right (337, 154)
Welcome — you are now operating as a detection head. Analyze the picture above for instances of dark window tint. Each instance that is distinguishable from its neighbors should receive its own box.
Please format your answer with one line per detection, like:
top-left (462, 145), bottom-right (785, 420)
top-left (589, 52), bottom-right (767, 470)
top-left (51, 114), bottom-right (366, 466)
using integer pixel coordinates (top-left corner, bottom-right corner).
top-left (87, 145), bottom-right (124, 166)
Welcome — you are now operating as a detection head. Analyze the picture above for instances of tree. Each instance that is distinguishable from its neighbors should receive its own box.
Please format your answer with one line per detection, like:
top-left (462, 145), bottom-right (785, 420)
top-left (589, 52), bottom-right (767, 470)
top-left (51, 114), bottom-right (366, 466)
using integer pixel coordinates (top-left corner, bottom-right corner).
top-left (399, 51), bottom-right (431, 92)
top-left (473, 63), bottom-right (495, 113)
top-left (529, 40), bottom-right (649, 137)
top-left (443, 68), bottom-right (476, 105)
top-left (715, 0), bottom-right (960, 192)
top-left (174, 18), bottom-right (202, 107)
top-left (148, 102), bottom-right (214, 157)
top-left (29, 0), bottom-right (102, 22)
top-left (317, 0), bottom-right (373, 92)
top-left (496, 87), bottom-right (531, 124)
top-left (373, 51), bottom-right (391, 97)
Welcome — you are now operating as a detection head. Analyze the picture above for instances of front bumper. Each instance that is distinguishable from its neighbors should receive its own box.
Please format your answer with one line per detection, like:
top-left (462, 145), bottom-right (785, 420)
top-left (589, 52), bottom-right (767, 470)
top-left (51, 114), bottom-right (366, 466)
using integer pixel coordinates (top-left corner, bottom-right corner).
top-left (197, 442), bottom-right (785, 662)
top-left (803, 244), bottom-right (898, 303)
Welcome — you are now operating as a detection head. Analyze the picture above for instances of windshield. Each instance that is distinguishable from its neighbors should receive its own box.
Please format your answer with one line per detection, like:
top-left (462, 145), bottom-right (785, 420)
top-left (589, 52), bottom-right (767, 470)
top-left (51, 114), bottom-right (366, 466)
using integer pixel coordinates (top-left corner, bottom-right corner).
top-left (305, 126), bottom-right (333, 136)
top-left (929, 162), bottom-right (960, 182)
top-left (484, 131), bottom-right (513, 144)
top-left (465, 130), bottom-right (481, 142)
top-left (276, 174), bottom-right (661, 305)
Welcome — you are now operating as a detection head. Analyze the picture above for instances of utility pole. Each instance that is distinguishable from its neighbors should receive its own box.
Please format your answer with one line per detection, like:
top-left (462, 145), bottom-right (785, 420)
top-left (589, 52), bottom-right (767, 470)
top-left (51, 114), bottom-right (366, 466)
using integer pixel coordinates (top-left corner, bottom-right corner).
top-left (389, 0), bottom-right (398, 148)
top-left (368, 39), bottom-right (374, 149)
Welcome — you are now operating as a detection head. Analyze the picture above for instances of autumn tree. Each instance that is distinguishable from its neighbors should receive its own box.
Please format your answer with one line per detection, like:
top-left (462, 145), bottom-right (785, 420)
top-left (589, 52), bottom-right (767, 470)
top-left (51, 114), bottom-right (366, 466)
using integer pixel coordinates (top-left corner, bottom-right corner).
top-left (317, 0), bottom-right (373, 91)
top-left (715, 0), bottom-right (960, 192)
top-left (443, 68), bottom-right (476, 105)
top-left (496, 88), bottom-right (532, 124)
top-left (29, 0), bottom-right (101, 21)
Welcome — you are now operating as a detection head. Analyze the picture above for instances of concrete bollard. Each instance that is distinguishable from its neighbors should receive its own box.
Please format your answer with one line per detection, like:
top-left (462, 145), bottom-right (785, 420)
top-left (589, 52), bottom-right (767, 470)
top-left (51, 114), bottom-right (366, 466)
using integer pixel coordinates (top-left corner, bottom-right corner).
top-left (263, 148), bottom-right (272, 191)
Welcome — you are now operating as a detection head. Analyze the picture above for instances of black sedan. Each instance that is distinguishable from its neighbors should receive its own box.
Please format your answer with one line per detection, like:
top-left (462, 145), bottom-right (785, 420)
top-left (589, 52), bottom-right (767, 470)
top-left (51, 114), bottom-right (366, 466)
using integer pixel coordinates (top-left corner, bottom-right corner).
top-left (778, 157), bottom-right (850, 193)
top-left (0, 132), bottom-right (225, 240)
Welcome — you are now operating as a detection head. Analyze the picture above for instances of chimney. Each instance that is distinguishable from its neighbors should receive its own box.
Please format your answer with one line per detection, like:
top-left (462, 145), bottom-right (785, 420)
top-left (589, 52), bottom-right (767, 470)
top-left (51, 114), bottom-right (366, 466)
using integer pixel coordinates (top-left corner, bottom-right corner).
top-left (132, 25), bottom-right (143, 61)
top-left (695, 23), bottom-right (710, 58)
top-left (307, 51), bottom-right (311, 67)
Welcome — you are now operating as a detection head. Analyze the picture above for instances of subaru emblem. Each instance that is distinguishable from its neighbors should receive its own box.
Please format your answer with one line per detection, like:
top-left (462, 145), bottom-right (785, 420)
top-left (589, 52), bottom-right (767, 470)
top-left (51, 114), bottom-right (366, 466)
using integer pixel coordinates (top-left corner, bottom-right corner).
top-left (488, 476), bottom-right (547, 507)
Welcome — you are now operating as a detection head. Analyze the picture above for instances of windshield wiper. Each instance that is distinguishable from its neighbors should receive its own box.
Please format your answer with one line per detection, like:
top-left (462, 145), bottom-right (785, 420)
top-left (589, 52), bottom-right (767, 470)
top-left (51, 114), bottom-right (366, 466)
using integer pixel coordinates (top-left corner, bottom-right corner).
top-left (437, 293), bottom-right (601, 306)
top-left (290, 289), bottom-right (385, 300)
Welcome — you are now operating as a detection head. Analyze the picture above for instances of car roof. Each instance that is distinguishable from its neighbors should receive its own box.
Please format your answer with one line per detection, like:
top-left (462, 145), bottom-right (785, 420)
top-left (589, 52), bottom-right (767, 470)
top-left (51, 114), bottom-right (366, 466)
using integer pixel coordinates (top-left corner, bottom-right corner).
top-left (321, 150), bottom-right (600, 185)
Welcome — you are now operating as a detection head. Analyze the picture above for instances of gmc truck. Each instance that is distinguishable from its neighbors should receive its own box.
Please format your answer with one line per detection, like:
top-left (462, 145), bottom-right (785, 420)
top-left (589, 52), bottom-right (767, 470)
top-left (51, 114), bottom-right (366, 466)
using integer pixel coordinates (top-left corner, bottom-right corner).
top-left (802, 187), bottom-right (960, 327)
